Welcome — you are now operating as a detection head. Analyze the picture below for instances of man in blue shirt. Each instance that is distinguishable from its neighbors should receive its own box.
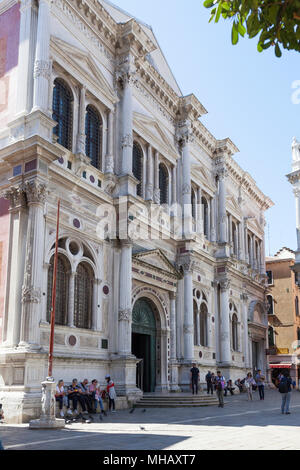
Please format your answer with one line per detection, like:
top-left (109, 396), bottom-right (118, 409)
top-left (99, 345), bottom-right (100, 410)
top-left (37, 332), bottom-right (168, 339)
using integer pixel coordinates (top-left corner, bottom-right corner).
top-left (255, 370), bottom-right (265, 400)
top-left (279, 372), bottom-right (293, 415)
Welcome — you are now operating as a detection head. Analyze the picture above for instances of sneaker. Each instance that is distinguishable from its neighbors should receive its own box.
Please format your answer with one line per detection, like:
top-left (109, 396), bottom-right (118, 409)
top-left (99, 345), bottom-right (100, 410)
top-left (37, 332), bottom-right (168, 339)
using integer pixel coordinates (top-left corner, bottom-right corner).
top-left (67, 409), bottom-right (73, 416)
top-left (112, 410), bottom-right (116, 413)
top-left (74, 410), bottom-right (78, 415)
top-left (60, 410), bottom-right (65, 418)
top-left (286, 412), bottom-right (291, 415)
top-left (83, 411), bottom-right (89, 415)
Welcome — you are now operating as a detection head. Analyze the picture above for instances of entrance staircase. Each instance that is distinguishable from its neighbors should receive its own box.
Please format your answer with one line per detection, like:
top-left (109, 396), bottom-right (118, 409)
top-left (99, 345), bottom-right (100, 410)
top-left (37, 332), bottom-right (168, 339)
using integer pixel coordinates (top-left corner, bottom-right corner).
top-left (134, 393), bottom-right (219, 408)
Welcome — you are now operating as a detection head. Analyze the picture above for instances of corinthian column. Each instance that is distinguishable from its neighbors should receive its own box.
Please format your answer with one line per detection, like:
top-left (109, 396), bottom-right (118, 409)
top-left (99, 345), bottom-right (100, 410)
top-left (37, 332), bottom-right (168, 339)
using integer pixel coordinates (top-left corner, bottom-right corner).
top-left (32, 0), bottom-right (52, 113)
top-left (146, 144), bottom-right (154, 201)
top-left (182, 260), bottom-right (194, 361)
top-left (153, 150), bottom-right (160, 204)
top-left (219, 279), bottom-right (231, 366)
top-left (16, 0), bottom-right (38, 116)
top-left (242, 293), bottom-right (250, 368)
top-left (118, 241), bottom-right (132, 356)
top-left (179, 124), bottom-right (193, 237)
top-left (19, 180), bottom-right (47, 349)
top-left (218, 168), bottom-right (228, 243)
top-left (1, 186), bottom-right (27, 347)
top-left (76, 86), bottom-right (86, 155)
top-left (105, 109), bottom-right (114, 174)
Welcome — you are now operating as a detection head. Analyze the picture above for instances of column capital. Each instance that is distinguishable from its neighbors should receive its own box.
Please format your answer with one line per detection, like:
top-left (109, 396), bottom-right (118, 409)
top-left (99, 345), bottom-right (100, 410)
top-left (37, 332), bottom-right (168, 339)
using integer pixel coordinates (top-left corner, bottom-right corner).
top-left (1, 185), bottom-right (27, 211)
top-left (116, 54), bottom-right (137, 87)
top-left (220, 279), bottom-right (230, 292)
top-left (24, 180), bottom-right (47, 205)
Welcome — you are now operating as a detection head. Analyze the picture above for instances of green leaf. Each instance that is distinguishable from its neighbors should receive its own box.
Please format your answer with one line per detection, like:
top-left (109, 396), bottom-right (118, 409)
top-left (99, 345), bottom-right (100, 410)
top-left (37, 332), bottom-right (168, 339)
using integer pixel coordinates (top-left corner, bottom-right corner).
top-left (257, 42), bottom-right (263, 52)
top-left (215, 1), bottom-right (223, 22)
top-left (238, 20), bottom-right (246, 37)
top-left (232, 23), bottom-right (239, 44)
top-left (203, 0), bottom-right (214, 8)
top-left (275, 42), bottom-right (282, 57)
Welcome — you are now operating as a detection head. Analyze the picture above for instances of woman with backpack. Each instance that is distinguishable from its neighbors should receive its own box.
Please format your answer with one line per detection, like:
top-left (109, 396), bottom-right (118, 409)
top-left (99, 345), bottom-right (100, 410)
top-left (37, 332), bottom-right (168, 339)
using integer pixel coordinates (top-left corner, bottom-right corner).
top-left (279, 371), bottom-right (293, 415)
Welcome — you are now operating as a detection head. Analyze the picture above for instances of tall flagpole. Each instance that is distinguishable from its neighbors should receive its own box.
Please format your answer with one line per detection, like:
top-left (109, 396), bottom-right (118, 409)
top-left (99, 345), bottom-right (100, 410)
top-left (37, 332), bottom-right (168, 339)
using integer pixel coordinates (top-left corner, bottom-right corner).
top-left (29, 198), bottom-right (65, 429)
top-left (48, 198), bottom-right (60, 379)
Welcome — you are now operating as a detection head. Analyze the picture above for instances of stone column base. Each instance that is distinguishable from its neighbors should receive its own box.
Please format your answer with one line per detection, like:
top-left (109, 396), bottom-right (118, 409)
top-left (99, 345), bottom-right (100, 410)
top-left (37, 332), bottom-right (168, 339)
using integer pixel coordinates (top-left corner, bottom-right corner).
top-left (109, 355), bottom-right (143, 401)
top-left (29, 379), bottom-right (65, 429)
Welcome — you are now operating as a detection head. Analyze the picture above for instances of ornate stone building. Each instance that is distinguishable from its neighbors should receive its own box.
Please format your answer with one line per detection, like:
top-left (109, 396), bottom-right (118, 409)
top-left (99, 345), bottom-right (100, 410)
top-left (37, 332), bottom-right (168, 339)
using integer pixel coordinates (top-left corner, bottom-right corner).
top-left (0, 0), bottom-right (273, 423)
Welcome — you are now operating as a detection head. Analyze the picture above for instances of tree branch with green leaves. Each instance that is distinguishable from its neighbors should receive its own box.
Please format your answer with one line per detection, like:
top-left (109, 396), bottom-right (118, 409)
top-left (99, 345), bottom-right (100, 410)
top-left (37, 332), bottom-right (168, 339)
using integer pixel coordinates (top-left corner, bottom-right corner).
top-left (203, 0), bottom-right (300, 57)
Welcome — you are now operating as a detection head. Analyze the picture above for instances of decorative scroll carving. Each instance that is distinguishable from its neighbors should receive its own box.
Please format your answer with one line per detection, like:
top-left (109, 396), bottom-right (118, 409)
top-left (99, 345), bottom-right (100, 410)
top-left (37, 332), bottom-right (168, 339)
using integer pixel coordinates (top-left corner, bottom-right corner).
top-left (121, 134), bottom-right (133, 149)
top-left (220, 279), bottom-right (230, 292)
top-left (33, 60), bottom-right (52, 80)
top-left (118, 309), bottom-right (132, 322)
top-left (22, 286), bottom-right (41, 304)
top-left (1, 186), bottom-right (26, 210)
top-left (24, 180), bottom-right (47, 205)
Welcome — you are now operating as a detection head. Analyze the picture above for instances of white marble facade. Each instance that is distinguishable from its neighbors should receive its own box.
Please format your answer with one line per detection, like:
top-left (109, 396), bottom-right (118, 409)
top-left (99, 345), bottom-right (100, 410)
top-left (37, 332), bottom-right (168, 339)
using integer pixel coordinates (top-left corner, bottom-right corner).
top-left (0, 0), bottom-right (273, 423)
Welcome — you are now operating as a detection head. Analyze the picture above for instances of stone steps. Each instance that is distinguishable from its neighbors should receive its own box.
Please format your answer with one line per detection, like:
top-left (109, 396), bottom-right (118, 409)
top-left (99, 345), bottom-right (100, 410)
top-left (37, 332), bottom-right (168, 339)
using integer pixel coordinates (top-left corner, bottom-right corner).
top-left (135, 395), bottom-right (219, 408)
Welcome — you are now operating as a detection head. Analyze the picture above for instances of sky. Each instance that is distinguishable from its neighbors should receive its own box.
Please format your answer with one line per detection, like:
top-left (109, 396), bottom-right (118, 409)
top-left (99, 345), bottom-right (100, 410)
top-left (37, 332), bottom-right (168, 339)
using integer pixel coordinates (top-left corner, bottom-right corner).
top-left (113, 0), bottom-right (299, 256)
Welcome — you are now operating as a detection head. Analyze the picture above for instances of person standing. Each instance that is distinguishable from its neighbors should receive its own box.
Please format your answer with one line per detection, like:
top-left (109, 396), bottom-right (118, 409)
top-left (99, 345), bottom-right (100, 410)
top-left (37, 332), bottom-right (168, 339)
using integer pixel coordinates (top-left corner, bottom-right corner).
top-left (206, 371), bottom-right (214, 395)
top-left (190, 363), bottom-right (200, 395)
top-left (245, 373), bottom-right (256, 401)
top-left (106, 375), bottom-right (117, 413)
top-left (215, 371), bottom-right (226, 408)
top-left (279, 372), bottom-right (293, 415)
top-left (255, 370), bottom-right (265, 401)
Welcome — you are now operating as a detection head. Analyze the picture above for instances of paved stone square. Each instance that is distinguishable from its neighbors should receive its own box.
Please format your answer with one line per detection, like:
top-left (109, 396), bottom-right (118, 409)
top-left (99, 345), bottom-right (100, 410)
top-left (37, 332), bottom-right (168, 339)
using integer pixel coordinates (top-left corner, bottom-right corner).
top-left (1, 389), bottom-right (300, 451)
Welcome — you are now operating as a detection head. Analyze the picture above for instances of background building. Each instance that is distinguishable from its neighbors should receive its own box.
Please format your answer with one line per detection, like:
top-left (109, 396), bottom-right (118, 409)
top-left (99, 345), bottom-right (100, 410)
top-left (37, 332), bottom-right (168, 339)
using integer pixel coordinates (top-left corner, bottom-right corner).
top-left (266, 248), bottom-right (300, 386)
top-left (0, 0), bottom-right (273, 423)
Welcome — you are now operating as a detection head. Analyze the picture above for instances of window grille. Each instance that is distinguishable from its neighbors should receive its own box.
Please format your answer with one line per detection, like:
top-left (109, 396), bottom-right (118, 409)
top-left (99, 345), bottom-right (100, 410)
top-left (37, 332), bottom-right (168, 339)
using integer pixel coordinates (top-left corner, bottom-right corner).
top-left (47, 255), bottom-right (69, 326)
top-left (85, 105), bottom-right (102, 170)
top-left (52, 79), bottom-right (73, 151)
top-left (159, 164), bottom-right (168, 204)
top-left (74, 263), bottom-right (94, 330)
top-left (232, 313), bottom-right (238, 351)
top-left (132, 143), bottom-right (143, 197)
top-left (200, 303), bottom-right (208, 347)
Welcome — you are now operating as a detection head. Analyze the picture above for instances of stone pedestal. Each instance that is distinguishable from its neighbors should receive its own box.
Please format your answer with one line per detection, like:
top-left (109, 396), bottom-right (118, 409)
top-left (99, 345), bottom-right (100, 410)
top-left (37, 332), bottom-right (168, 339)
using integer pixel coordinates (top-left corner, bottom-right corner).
top-left (29, 378), bottom-right (65, 429)
top-left (109, 355), bottom-right (142, 400)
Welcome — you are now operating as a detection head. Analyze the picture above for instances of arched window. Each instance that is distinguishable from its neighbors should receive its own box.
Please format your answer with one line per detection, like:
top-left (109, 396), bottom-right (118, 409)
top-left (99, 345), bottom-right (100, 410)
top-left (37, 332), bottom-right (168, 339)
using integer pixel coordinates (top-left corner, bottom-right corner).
top-left (202, 196), bottom-right (208, 238)
top-left (74, 263), bottom-right (94, 330)
top-left (52, 78), bottom-right (73, 151)
top-left (267, 295), bottom-right (274, 315)
top-left (47, 254), bottom-right (70, 326)
top-left (232, 222), bottom-right (238, 256)
top-left (159, 164), bottom-right (168, 205)
top-left (200, 303), bottom-right (208, 347)
top-left (85, 105), bottom-right (102, 170)
top-left (232, 313), bottom-right (238, 351)
top-left (269, 326), bottom-right (275, 347)
top-left (132, 142), bottom-right (143, 197)
top-left (193, 300), bottom-right (198, 346)
top-left (247, 234), bottom-right (252, 264)
top-left (296, 296), bottom-right (299, 317)
top-left (191, 190), bottom-right (196, 231)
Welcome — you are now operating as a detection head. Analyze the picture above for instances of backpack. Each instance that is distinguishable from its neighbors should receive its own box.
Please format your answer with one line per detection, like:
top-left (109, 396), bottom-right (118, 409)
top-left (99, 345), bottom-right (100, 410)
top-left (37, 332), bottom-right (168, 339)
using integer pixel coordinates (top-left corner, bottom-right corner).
top-left (278, 378), bottom-right (289, 394)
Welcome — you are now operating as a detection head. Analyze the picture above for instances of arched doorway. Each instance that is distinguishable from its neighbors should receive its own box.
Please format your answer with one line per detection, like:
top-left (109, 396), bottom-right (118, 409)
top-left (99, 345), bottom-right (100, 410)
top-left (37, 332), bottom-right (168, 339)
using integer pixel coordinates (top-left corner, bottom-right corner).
top-left (132, 298), bottom-right (157, 393)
